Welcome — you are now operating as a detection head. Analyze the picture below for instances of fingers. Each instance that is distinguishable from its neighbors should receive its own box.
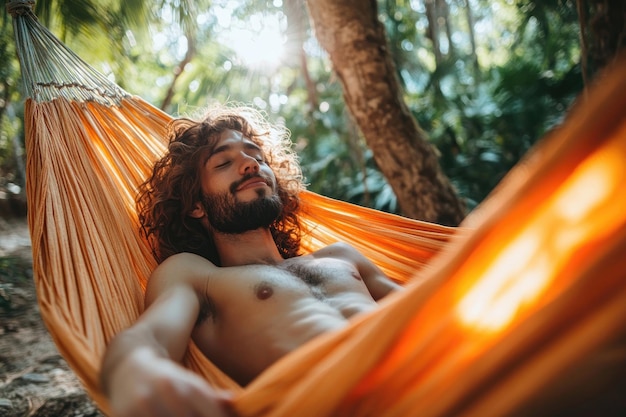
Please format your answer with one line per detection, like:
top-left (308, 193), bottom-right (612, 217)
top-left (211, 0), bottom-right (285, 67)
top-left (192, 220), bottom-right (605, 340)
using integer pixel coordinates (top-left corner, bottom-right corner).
top-left (184, 377), bottom-right (236, 417)
top-left (108, 361), bottom-right (236, 417)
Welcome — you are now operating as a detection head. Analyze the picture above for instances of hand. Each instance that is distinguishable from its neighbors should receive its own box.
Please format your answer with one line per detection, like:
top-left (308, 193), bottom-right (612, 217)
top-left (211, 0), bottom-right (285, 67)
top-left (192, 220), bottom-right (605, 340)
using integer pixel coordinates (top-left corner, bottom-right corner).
top-left (107, 350), bottom-right (235, 417)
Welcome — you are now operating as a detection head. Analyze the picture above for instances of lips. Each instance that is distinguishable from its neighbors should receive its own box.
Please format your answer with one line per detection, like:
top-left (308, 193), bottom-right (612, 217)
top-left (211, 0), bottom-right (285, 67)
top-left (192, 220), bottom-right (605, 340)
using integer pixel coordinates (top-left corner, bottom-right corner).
top-left (236, 176), bottom-right (270, 191)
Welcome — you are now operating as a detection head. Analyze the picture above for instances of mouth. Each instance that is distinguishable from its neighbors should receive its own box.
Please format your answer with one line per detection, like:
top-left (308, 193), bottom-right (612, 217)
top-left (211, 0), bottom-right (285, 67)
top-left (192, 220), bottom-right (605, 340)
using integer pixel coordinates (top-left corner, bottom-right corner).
top-left (235, 176), bottom-right (270, 192)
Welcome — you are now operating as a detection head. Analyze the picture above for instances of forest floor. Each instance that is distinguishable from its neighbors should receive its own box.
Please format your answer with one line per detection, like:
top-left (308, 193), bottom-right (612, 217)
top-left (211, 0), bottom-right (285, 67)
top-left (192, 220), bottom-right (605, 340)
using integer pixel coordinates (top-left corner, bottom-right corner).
top-left (0, 216), bottom-right (105, 417)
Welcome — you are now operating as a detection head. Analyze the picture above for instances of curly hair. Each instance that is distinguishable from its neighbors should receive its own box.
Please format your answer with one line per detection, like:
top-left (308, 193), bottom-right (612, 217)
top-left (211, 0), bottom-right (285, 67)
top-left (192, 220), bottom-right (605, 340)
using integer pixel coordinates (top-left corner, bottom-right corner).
top-left (137, 104), bottom-right (305, 264)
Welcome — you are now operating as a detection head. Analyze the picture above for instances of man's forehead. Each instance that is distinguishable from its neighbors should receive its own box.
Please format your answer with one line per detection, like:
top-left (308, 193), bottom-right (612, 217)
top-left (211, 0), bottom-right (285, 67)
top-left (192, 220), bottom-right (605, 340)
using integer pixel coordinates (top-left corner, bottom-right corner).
top-left (217, 129), bottom-right (256, 146)
top-left (207, 129), bottom-right (263, 159)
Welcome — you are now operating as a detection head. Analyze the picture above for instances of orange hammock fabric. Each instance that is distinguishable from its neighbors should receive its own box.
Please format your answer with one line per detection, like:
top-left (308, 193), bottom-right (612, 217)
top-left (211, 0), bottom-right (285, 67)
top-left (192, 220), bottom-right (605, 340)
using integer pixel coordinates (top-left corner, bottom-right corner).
top-left (11, 5), bottom-right (626, 417)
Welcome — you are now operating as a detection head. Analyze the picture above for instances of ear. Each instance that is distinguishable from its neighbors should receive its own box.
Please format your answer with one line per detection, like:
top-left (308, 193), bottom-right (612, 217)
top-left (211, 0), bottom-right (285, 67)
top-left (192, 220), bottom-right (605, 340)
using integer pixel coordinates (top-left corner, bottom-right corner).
top-left (189, 202), bottom-right (206, 219)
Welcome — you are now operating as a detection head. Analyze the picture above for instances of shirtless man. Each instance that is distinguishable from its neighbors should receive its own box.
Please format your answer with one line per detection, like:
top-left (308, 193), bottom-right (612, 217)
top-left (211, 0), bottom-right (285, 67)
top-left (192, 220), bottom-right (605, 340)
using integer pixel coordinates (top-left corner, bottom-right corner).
top-left (100, 106), bottom-right (402, 417)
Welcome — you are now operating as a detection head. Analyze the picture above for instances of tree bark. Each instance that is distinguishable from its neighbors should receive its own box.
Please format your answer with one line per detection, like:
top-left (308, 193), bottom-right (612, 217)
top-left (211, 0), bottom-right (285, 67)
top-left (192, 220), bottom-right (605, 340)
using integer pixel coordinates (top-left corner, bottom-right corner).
top-left (576, 0), bottom-right (626, 87)
top-left (305, 0), bottom-right (465, 225)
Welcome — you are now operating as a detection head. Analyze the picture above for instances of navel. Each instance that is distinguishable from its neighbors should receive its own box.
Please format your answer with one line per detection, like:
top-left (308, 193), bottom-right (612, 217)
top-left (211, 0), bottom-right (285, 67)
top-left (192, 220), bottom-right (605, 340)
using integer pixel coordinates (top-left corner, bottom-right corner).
top-left (255, 282), bottom-right (274, 300)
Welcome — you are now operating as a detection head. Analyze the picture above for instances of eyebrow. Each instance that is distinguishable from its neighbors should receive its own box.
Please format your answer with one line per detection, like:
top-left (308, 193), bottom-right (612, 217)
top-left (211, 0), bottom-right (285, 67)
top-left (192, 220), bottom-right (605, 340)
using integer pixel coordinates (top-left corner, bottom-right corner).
top-left (208, 141), bottom-right (263, 160)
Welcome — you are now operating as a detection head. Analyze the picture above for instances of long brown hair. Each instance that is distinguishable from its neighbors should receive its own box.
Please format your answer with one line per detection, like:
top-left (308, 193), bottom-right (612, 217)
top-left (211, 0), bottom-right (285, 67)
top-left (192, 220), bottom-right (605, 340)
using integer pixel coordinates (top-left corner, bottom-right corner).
top-left (137, 105), bottom-right (305, 264)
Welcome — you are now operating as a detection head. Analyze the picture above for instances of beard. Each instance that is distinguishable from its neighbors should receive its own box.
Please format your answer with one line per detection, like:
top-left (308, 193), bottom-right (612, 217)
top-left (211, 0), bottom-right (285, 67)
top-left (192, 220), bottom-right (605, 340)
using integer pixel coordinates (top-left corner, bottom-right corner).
top-left (200, 179), bottom-right (283, 234)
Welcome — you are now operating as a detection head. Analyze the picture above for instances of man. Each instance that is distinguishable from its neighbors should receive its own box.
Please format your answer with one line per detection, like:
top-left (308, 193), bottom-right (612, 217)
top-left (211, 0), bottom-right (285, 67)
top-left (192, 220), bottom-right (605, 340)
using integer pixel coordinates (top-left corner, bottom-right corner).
top-left (100, 105), bottom-right (402, 417)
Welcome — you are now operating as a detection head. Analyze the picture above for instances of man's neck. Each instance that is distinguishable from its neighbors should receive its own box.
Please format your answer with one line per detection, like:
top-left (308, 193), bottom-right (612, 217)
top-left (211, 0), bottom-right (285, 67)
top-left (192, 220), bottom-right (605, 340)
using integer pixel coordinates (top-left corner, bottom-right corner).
top-left (212, 228), bottom-right (284, 267)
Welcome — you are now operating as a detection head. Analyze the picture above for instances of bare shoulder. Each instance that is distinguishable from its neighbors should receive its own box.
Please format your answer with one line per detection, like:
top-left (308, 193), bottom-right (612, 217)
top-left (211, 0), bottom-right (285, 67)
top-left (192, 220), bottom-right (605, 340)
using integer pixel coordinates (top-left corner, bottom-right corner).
top-left (145, 253), bottom-right (218, 305)
top-left (313, 242), bottom-right (362, 258)
top-left (311, 242), bottom-right (371, 265)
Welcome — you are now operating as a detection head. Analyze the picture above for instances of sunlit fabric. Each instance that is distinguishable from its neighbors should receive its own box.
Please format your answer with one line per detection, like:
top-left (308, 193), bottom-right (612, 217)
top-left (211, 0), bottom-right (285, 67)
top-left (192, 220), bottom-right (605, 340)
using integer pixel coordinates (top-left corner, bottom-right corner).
top-left (11, 4), bottom-right (626, 417)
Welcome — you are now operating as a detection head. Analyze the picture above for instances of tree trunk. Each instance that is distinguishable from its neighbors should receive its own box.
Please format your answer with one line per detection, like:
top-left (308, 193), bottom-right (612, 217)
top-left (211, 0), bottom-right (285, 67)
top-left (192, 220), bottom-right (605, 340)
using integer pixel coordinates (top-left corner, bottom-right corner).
top-left (425, 0), bottom-right (443, 66)
top-left (576, 0), bottom-right (626, 87)
top-left (284, 0), bottom-right (318, 113)
top-left (305, 0), bottom-right (465, 225)
top-left (463, 0), bottom-right (480, 79)
top-left (439, 0), bottom-right (455, 57)
top-left (160, 28), bottom-right (196, 111)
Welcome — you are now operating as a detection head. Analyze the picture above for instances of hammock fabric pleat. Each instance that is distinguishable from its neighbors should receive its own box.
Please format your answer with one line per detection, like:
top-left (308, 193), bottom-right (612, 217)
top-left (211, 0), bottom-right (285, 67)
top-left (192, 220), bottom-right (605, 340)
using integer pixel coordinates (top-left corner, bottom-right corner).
top-left (11, 5), bottom-right (626, 417)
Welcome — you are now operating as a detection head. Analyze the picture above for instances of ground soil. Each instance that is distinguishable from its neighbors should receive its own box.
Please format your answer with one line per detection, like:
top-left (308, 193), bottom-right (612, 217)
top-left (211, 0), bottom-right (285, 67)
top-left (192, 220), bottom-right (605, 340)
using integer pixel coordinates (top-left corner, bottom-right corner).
top-left (0, 216), bottom-right (105, 417)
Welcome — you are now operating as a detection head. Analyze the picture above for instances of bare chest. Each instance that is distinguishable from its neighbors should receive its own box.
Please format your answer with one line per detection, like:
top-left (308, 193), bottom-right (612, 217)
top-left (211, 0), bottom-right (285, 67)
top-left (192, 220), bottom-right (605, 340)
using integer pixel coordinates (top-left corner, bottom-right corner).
top-left (198, 257), bottom-right (370, 319)
top-left (192, 256), bottom-right (375, 385)
top-left (187, 250), bottom-right (387, 389)
top-left (272, 258), bottom-right (365, 300)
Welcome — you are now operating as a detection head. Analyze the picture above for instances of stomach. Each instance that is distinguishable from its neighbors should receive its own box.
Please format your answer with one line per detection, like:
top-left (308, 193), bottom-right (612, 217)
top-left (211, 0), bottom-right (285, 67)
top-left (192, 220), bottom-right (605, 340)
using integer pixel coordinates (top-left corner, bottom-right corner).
top-left (193, 295), bottom-right (376, 385)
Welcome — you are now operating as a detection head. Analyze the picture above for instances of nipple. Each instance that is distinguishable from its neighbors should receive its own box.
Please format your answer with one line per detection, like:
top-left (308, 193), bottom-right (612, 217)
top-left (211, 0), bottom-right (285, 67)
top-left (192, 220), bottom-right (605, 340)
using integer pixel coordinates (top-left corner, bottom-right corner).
top-left (256, 283), bottom-right (274, 300)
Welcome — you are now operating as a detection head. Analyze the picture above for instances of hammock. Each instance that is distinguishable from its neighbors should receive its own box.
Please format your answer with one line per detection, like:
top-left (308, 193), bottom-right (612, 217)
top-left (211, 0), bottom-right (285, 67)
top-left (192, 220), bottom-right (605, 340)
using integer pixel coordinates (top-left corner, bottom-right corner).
top-left (10, 3), bottom-right (626, 416)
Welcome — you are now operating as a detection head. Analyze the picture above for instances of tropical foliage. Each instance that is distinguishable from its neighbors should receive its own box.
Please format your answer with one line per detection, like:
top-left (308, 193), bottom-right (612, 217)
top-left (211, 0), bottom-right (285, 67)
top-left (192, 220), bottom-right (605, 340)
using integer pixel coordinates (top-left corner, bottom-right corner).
top-left (0, 0), bottom-right (598, 215)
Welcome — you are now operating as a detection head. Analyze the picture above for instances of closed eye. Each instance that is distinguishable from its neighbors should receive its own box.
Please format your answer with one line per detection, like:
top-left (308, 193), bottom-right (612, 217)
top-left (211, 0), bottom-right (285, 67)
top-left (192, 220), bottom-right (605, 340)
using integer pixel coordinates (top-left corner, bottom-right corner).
top-left (215, 160), bottom-right (231, 168)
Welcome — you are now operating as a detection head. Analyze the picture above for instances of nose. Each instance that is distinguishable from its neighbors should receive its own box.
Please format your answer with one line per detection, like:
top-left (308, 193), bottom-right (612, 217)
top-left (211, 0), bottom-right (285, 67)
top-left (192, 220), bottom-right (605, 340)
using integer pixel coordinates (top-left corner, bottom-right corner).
top-left (240, 153), bottom-right (260, 174)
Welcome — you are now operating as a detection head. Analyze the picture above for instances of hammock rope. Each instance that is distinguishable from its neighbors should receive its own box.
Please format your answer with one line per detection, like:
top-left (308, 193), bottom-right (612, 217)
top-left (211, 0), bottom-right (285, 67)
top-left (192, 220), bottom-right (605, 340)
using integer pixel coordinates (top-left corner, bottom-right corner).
top-left (10, 2), bottom-right (626, 416)
top-left (9, 0), bottom-right (129, 104)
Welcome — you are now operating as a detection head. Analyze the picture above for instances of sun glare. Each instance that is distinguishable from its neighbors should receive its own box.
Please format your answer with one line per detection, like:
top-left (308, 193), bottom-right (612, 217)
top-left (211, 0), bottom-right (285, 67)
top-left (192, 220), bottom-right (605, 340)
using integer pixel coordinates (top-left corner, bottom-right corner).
top-left (220, 14), bottom-right (286, 72)
top-left (456, 129), bottom-right (626, 333)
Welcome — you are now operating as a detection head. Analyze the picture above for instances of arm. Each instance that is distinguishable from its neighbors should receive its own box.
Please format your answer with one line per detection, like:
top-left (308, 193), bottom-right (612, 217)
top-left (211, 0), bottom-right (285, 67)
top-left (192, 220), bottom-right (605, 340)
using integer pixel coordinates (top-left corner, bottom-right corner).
top-left (100, 255), bottom-right (234, 417)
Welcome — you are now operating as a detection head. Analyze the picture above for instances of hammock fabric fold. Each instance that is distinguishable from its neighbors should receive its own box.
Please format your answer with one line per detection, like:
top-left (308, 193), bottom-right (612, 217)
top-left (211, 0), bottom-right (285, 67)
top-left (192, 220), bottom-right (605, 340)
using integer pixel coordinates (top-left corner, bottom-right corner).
top-left (10, 4), bottom-right (626, 416)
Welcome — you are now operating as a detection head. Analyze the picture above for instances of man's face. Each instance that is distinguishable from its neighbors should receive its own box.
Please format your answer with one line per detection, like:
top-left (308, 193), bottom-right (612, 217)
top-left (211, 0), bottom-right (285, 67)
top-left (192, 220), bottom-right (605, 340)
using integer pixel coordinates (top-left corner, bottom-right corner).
top-left (197, 129), bottom-right (282, 234)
